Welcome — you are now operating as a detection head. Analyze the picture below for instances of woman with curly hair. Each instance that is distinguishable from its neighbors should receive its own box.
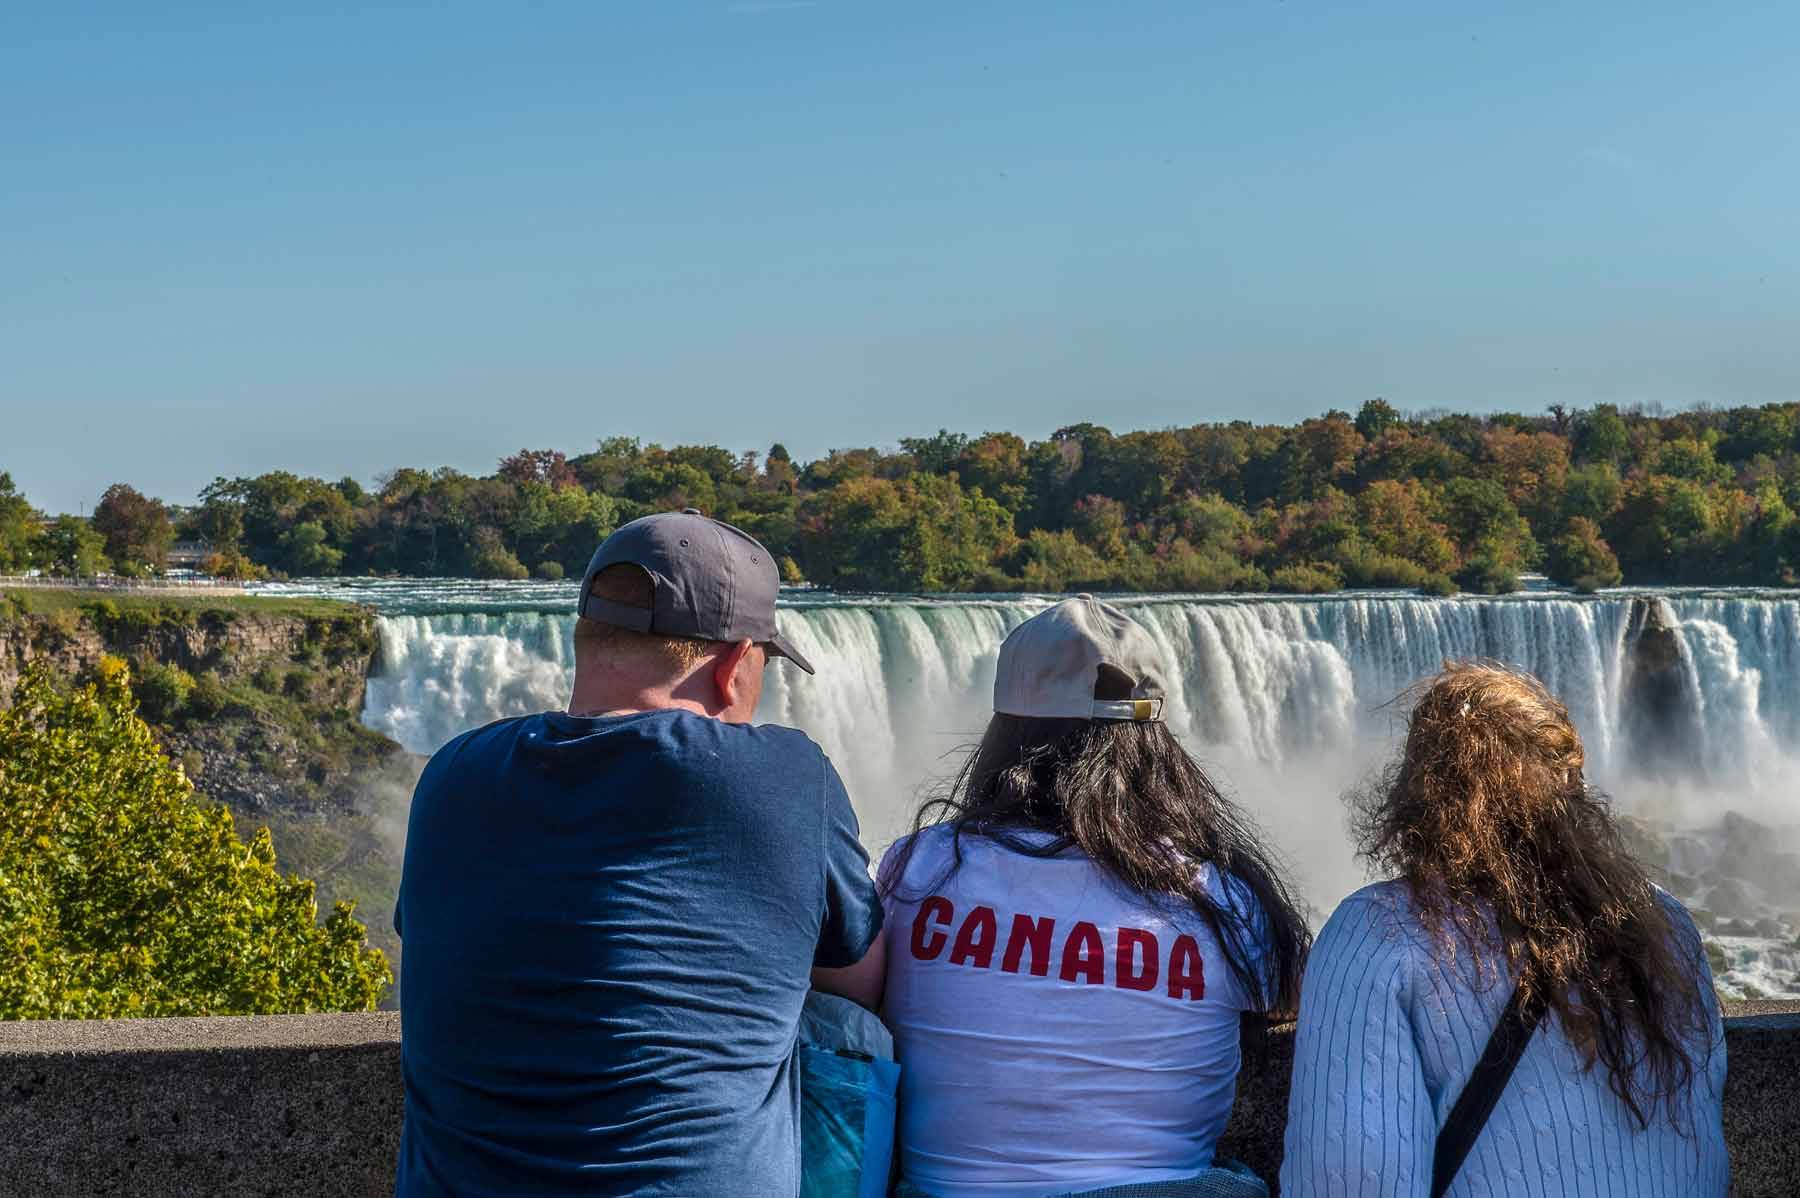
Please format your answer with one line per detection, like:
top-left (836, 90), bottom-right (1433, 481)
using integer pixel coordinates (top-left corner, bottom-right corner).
top-left (1281, 661), bottom-right (1728, 1197)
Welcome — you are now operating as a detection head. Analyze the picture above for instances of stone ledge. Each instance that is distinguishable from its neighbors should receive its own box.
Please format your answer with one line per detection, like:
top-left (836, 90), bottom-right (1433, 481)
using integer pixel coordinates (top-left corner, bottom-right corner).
top-left (0, 1011), bottom-right (399, 1056)
top-left (0, 1003), bottom-right (1793, 1196)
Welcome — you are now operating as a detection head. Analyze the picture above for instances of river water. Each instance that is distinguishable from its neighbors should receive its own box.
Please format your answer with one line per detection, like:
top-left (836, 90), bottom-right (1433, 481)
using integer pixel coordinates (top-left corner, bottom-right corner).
top-left (259, 580), bottom-right (1800, 999)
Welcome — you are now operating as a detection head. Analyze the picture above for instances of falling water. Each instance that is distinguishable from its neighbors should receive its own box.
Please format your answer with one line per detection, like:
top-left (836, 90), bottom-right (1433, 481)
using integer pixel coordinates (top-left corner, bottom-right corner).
top-left (262, 581), bottom-right (1800, 997)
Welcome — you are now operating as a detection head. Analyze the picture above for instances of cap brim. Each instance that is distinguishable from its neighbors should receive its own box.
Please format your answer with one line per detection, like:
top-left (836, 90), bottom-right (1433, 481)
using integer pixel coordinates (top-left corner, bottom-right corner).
top-left (766, 632), bottom-right (815, 675)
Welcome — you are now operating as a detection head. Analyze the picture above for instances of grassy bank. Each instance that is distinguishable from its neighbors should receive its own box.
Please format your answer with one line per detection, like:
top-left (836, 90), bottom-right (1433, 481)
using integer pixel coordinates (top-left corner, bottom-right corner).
top-left (1, 585), bottom-right (359, 624)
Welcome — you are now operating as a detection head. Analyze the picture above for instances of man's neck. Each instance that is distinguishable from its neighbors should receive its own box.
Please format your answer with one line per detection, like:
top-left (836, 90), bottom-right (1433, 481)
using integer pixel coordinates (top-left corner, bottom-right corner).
top-left (566, 694), bottom-right (712, 719)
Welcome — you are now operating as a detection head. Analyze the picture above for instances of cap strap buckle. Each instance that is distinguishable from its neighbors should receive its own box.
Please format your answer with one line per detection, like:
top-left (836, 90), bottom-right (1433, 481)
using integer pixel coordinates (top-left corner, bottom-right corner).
top-left (1091, 697), bottom-right (1163, 722)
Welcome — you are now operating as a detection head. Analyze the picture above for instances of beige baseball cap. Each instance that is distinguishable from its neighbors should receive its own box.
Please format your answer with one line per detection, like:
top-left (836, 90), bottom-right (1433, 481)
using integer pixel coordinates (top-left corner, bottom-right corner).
top-left (993, 595), bottom-right (1167, 722)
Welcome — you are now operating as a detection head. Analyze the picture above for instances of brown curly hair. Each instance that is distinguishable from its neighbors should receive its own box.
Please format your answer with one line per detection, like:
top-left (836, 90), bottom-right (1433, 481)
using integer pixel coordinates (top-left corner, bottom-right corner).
top-left (1353, 661), bottom-right (1712, 1129)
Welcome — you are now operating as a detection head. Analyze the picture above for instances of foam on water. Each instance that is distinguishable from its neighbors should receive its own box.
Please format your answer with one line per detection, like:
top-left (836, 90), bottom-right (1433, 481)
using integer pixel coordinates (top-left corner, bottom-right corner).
top-left (260, 580), bottom-right (1800, 997)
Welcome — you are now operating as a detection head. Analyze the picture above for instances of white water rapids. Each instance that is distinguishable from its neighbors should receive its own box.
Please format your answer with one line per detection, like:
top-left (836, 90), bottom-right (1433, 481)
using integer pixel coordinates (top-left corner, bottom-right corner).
top-left (263, 581), bottom-right (1800, 998)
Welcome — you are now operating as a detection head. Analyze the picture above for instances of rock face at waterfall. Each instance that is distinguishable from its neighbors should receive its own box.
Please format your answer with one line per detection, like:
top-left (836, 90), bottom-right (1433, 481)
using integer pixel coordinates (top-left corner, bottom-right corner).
top-left (1622, 598), bottom-right (1703, 772)
top-left (0, 596), bottom-right (408, 815)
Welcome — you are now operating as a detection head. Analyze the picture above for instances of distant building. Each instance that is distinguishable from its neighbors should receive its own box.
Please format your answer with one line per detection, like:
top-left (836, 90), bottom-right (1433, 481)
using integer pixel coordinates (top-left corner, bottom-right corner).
top-left (166, 539), bottom-right (213, 571)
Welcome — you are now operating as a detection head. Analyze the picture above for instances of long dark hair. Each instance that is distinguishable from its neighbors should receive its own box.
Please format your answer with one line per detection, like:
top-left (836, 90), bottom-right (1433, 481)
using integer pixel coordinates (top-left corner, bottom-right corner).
top-left (882, 667), bottom-right (1311, 1017)
top-left (1353, 661), bottom-right (1712, 1129)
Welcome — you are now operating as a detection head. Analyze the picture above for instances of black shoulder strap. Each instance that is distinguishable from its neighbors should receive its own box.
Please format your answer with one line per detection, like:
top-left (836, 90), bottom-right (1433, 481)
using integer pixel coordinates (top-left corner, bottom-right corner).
top-left (1430, 981), bottom-right (1547, 1198)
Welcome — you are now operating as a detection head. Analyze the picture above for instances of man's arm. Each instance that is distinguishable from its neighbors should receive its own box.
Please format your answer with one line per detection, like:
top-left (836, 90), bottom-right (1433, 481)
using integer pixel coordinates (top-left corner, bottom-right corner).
top-left (812, 754), bottom-right (886, 1010)
top-left (812, 926), bottom-right (887, 1011)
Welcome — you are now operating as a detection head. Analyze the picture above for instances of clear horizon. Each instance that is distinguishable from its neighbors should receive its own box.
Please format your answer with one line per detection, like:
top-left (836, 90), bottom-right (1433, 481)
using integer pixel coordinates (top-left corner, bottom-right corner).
top-left (6, 2), bottom-right (1798, 514)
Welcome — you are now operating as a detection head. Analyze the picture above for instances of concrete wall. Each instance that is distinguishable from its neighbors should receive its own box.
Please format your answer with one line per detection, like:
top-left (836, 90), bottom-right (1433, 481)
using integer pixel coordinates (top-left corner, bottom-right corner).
top-left (2, 1004), bottom-right (1796, 1197)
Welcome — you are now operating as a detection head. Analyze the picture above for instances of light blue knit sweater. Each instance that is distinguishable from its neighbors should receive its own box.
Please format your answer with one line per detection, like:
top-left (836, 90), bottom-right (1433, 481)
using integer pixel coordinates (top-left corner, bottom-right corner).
top-left (1280, 882), bottom-right (1728, 1197)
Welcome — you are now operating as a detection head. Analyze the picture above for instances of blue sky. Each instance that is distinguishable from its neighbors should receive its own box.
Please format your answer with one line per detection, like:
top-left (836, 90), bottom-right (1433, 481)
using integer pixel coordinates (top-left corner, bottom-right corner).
top-left (5, 2), bottom-right (1797, 513)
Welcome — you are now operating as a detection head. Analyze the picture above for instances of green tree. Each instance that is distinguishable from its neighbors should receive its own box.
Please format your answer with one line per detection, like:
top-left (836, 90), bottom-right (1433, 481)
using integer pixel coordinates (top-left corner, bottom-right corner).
top-left (0, 662), bottom-right (389, 1018)
top-left (1559, 463), bottom-right (1625, 525)
top-left (467, 526), bottom-right (529, 580)
top-left (276, 520), bottom-right (344, 576)
top-left (899, 430), bottom-right (971, 475)
top-left (202, 473), bottom-right (356, 575)
top-left (132, 661), bottom-right (195, 723)
top-left (954, 432), bottom-right (1030, 515)
top-left (1442, 478), bottom-right (1539, 593)
top-left (1746, 481), bottom-right (1798, 585)
top-left (1545, 517), bottom-right (1623, 592)
top-left (188, 480), bottom-right (247, 557)
top-left (1652, 436), bottom-right (1732, 485)
top-left (1575, 405), bottom-right (1630, 465)
top-left (31, 515), bottom-right (109, 578)
top-left (1354, 398), bottom-right (1402, 441)
top-left (0, 473), bottom-right (38, 572)
top-left (1609, 475), bottom-right (1715, 581)
top-left (509, 482), bottom-right (617, 575)
top-left (798, 474), bottom-right (1013, 591)
top-left (1012, 529), bottom-right (1111, 592)
top-left (760, 444), bottom-right (800, 495)
top-left (1721, 405), bottom-right (1799, 463)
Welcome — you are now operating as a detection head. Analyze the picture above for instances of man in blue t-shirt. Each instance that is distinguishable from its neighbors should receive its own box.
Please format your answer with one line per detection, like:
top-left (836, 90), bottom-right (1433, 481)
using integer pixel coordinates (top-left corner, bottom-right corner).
top-left (395, 510), bottom-right (886, 1196)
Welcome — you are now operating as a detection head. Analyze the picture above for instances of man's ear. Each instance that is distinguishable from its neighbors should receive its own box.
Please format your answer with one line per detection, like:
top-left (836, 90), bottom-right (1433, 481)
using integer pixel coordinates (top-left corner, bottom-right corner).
top-left (711, 639), bottom-right (756, 710)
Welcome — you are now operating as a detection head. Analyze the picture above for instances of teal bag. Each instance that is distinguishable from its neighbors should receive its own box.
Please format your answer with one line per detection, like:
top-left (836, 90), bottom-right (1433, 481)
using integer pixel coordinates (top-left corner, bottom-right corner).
top-left (799, 992), bottom-right (900, 1198)
top-left (895, 1160), bottom-right (1269, 1198)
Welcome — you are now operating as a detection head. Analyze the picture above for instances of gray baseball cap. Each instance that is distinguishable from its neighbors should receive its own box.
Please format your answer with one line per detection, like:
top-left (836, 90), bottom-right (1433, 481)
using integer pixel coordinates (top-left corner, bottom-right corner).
top-left (993, 595), bottom-right (1165, 721)
top-left (577, 509), bottom-right (815, 674)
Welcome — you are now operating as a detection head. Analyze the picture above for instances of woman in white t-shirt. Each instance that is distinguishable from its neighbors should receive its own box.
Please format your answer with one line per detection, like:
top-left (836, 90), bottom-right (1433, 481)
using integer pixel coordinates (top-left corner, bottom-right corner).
top-left (878, 596), bottom-right (1311, 1198)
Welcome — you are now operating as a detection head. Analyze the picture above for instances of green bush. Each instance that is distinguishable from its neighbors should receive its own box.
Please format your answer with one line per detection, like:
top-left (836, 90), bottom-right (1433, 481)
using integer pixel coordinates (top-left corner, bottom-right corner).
top-left (1153, 541), bottom-right (1266, 593)
top-left (1269, 562), bottom-right (1344, 594)
top-left (1338, 548), bottom-right (1432, 590)
top-left (1546, 517), bottom-right (1623, 591)
top-left (43, 609), bottom-right (82, 639)
top-left (1454, 552), bottom-right (1521, 595)
top-left (0, 661), bottom-right (390, 1017)
top-left (186, 671), bottom-right (229, 719)
top-left (133, 661), bottom-right (195, 724)
top-left (252, 663), bottom-right (284, 694)
top-left (283, 668), bottom-right (317, 699)
top-left (1417, 572), bottom-right (1459, 597)
top-left (534, 560), bottom-right (565, 580)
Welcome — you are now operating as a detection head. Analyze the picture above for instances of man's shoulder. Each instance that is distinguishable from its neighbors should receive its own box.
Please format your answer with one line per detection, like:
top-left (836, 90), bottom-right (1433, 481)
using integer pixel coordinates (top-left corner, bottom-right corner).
top-left (639, 714), bottom-right (835, 803)
top-left (674, 714), bottom-right (828, 768)
top-left (419, 714), bottom-right (536, 775)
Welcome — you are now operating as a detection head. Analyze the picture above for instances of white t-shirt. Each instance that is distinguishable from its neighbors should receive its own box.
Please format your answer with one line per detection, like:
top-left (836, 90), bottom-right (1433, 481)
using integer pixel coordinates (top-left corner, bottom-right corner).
top-left (878, 825), bottom-right (1269, 1198)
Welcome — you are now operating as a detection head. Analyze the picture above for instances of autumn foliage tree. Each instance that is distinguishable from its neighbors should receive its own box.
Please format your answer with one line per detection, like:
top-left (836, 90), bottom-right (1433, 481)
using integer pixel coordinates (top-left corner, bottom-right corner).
top-left (0, 661), bottom-right (390, 1018)
top-left (91, 483), bottom-right (174, 576)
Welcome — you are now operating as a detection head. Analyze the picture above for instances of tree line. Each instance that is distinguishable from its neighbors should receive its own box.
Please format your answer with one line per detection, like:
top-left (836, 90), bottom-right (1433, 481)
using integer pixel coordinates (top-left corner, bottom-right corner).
top-left (5, 399), bottom-right (1800, 593)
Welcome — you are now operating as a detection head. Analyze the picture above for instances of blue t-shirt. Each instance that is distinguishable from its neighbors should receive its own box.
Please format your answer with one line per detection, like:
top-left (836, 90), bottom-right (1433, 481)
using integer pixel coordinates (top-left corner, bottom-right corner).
top-left (394, 708), bottom-right (883, 1197)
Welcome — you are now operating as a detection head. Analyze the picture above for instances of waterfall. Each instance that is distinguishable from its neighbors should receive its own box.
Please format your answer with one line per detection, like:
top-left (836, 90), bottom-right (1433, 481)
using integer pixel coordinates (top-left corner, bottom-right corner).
top-left (294, 581), bottom-right (1800, 996)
